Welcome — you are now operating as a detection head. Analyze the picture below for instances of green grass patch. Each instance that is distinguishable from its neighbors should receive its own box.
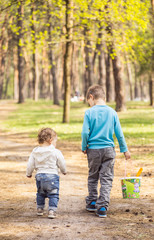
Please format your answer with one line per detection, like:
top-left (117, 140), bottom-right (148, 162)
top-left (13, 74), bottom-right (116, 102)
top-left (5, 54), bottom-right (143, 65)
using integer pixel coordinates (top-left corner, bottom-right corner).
top-left (1, 100), bottom-right (154, 147)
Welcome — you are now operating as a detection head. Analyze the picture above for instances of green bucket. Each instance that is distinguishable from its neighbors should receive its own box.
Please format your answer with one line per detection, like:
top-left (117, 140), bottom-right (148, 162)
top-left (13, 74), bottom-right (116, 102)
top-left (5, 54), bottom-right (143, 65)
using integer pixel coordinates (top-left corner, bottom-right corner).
top-left (120, 177), bottom-right (141, 199)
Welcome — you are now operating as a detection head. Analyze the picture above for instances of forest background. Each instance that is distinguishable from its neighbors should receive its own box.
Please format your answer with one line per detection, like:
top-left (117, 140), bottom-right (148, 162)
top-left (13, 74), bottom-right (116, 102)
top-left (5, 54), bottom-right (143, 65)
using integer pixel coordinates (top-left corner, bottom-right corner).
top-left (0, 0), bottom-right (153, 123)
top-left (0, 1), bottom-right (154, 239)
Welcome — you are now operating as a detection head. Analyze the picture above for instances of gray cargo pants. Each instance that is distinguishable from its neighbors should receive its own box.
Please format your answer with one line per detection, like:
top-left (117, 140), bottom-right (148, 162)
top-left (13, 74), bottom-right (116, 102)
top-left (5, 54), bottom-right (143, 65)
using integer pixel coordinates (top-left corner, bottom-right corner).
top-left (86, 147), bottom-right (116, 210)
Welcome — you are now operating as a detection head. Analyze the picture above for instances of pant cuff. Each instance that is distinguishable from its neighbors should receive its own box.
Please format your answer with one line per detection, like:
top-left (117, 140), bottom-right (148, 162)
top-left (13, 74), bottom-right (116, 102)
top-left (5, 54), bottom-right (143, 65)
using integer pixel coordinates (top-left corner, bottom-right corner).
top-left (49, 206), bottom-right (57, 211)
top-left (37, 205), bottom-right (45, 209)
top-left (86, 196), bottom-right (97, 204)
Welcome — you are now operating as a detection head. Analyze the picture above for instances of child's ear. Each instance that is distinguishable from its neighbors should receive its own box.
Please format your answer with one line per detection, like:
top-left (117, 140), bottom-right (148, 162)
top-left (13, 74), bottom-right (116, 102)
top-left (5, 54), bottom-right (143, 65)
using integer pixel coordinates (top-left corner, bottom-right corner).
top-left (49, 138), bottom-right (53, 143)
top-left (89, 94), bottom-right (92, 99)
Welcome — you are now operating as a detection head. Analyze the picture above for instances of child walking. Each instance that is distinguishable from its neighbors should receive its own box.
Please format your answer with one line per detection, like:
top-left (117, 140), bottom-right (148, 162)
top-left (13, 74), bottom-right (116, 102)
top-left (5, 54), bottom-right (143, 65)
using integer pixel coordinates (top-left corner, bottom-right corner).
top-left (26, 128), bottom-right (66, 219)
top-left (82, 85), bottom-right (130, 218)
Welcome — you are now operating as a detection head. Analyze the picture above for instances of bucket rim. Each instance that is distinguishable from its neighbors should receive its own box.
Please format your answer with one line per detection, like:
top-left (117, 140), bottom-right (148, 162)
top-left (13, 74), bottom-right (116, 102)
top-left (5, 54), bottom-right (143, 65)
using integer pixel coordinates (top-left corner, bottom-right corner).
top-left (120, 177), bottom-right (142, 180)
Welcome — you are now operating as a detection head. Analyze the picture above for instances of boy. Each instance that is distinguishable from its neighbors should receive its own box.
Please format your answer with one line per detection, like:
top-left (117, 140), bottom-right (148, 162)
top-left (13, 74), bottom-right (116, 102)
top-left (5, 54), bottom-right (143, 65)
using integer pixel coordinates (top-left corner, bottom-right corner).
top-left (27, 128), bottom-right (66, 219)
top-left (82, 85), bottom-right (130, 218)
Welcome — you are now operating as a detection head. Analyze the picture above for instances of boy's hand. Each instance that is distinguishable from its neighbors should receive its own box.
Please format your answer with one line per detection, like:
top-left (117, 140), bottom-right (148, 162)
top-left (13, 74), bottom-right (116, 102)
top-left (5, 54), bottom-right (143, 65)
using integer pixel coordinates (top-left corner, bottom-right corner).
top-left (27, 175), bottom-right (32, 178)
top-left (82, 150), bottom-right (87, 154)
top-left (124, 151), bottom-right (131, 160)
top-left (63, 172), bottom-right (67, 175)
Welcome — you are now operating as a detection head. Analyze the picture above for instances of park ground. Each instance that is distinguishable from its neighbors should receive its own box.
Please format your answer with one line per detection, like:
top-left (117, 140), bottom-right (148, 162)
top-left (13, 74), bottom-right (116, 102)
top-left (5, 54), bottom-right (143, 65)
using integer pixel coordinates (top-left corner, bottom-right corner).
top-left (0, 100), bottom-right (154, 240)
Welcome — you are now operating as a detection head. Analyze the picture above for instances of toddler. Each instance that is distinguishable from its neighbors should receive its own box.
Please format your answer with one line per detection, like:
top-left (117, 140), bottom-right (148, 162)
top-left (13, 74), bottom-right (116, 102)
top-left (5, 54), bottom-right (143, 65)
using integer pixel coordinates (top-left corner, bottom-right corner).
top-left (26, 128), bottom-right (66, 218)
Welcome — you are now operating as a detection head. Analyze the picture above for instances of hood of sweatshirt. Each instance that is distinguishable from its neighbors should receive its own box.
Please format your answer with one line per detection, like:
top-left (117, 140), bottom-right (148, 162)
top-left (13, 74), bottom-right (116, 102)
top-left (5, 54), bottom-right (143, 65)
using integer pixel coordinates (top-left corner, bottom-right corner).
top-left (32, 144), bottom-right (55, 162)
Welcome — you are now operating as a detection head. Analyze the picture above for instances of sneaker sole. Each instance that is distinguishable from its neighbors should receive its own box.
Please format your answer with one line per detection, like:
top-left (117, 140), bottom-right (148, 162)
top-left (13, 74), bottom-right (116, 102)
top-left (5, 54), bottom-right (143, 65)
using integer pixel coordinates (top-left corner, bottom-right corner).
top-left (86, 208), bottom-right (97, 212)
top-left (48, 215), bottom-right (56, 219)
top-left (96, 213), bottom-right (107, 218)
top-left (37, 213), bottom-right (43, 216)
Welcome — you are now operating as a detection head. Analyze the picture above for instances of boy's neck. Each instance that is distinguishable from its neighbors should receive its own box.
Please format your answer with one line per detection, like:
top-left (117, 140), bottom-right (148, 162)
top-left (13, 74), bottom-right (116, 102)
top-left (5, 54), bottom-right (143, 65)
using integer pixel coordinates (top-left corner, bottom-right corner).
top-left (94, 98), bottom-right (106, 106)
top-left (40, 142), bottom-right (51, 147)
top-left (40, 141), bottom-right (56, 147)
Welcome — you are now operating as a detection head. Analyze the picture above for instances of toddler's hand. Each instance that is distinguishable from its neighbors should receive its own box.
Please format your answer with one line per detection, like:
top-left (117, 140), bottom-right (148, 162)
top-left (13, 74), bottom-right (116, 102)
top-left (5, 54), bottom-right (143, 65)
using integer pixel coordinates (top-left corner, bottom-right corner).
top-left (124, 151), bottom-right (131, 160)
top-left (82, 150), bottom-right (87, 154)
top-left (63, 172), bottom-right (67, 175)
top-left (27, 175), bottom-right (32, 178)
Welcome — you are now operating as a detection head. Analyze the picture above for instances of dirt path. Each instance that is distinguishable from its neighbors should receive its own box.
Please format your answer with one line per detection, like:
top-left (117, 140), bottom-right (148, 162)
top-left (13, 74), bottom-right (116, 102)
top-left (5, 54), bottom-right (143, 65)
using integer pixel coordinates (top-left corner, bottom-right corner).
top-left (0, 102), bottom-right (153, 240)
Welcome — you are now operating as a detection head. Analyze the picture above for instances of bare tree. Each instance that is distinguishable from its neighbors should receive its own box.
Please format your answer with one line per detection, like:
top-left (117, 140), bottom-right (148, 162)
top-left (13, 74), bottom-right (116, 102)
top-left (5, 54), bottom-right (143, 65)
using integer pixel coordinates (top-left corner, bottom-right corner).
top-left (84, 26), bottom-right (93, 98)
top-left (31, 0), bottom-right (39, 101)
top-left (112, 49), bottom-right (126, 111)
top-left (17, 0), bottom-right (25, 103)
top-left (150, 0), bottom-right (154, 106)
top-left (47, 0), bottom-right (59, 105)
top-left (125, 53), bottom-right (133, 100)
top-left (134, 62), bottom-right (139, 99)
top-left (0, 13), bottom-right (8, 99)
top-left (106, 51), bottom-right (113, 102)
top-left (63, 0), bottom-right (73, 123)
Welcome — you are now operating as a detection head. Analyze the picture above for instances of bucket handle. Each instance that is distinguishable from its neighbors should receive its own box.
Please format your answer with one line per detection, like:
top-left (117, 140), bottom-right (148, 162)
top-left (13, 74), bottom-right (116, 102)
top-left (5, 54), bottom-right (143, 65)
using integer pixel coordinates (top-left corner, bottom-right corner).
top-left (125, 159), bottom-right (127, 178)
top-left (124, 158), bottom-right (133, 178)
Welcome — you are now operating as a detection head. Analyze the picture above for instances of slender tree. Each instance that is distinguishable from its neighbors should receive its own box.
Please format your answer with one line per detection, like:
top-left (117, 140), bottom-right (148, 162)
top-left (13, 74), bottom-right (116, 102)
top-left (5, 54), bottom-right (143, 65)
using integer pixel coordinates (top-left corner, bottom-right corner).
top-left (84, 26), bottom-right (93, 97)
top-left (106, 35), bottom-right (126, 110)
top-left (93, 18), bottom-right (105, 88)
top-left (134, 62), bottom-right (139, 99)
top-left (17, 0), bottom-right (24, 103)
top-left (106, 51), bottom-right (112, 102)
top-left (125, 53), bottom-right (133, 100)
top-left (150, 0), bottom-right (154, 106)
top-left (63, 0), bottom-right (73, 123)
top-left (112, 49), bottom-right (126, 111)
top-left (31, 0), bottom-right (39, 101)
top-left (0, 13), bottom-right (8, 99)
top-left (47, 0), bottom-right (59, 105)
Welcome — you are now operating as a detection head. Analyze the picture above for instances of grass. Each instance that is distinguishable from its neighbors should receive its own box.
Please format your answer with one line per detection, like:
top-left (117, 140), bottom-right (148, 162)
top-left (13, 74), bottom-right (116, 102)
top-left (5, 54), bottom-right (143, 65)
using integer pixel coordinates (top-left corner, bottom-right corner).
top-left (1, 99), bottom-right (154, 148)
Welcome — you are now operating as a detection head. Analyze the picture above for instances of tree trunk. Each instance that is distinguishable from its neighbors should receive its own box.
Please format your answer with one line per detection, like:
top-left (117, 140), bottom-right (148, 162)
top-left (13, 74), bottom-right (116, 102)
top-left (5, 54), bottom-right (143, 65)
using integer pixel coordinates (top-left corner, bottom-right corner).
top-left (93, 22), bottom-right (105, 88)
top-left (40, 59), bottom-right (48, 98)
top-left (47, 1), bottom-right (59, 105)
top-left (106, 52), bottom-right (112, 102)
top-left (71, 42), bottom-right (79, 93)
top-left (24, 48), bottom-right (33, 99)
top-left (4, 55), bottom-right (11, 98)
top-left (140, 77), bottom-right (144, 101)
top-left (35, 51), bottom-right (39, 101)
top-left (98, 48), bottom-right (105, 88)
top-left (57, 48), bottom-right (63, 98)
top-left (134, 63), bottom-right (139, 99)
top-left (17, 0), bottom-right (24, 103)
top-left (71, 42), bottom-right (74, 94)
top-left (0, 14), bottom-right (7, 99)
top-left (0, 52), bottom-right (6, 99)
top-left (84, 27), bottom-right (93, 98)
top-left (48, 43), bottom-right (59, 104)
top-left (112, 51), bottom-right (126, 111)
top-left (125, 54), bottom-right (133, 100)
top-left (149, 73), bottom-right (154, 106)
top-left (104, 1), bottom-right (126, 111)
top-left (63, 0), bottom-right (73, 123)
top-left (40, 64), bottom-right (45, 98)
top-left (31, 1), bottom-right (39, 101)
top-left (40, 47), bottom-right (47, 98)
top-left (150, 0), bottom-right (154, 106)
top-left (13, 47), bottom-right (19, 100)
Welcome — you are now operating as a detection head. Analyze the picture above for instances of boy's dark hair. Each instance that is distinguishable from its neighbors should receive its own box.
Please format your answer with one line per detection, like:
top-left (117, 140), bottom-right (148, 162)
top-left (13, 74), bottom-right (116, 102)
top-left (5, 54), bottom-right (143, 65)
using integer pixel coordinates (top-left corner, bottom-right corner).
top-left (37, 128), bottom-right (57, 144)
top-left (86, 85), bottom-right (106, 100)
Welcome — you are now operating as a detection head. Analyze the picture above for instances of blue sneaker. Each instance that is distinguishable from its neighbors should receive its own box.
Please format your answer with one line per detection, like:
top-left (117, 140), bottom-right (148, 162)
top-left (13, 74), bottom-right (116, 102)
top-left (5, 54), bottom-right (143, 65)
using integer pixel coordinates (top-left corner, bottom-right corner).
top-left (96, 207), bottom-right (107, 218)
top-left (86, 201), bottom-right (97, 212)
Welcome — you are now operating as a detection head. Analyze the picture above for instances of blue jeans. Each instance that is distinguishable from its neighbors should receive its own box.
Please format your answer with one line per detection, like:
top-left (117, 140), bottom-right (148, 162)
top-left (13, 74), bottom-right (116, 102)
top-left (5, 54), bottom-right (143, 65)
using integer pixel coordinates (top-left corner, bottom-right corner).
top-left (35, 173), bottom-right (59, 211)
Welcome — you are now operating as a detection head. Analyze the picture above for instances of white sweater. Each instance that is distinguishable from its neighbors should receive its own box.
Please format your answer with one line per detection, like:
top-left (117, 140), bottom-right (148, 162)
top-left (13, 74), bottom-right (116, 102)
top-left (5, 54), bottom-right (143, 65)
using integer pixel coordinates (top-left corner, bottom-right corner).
top-left (26, 144), bottom-right (66, 176)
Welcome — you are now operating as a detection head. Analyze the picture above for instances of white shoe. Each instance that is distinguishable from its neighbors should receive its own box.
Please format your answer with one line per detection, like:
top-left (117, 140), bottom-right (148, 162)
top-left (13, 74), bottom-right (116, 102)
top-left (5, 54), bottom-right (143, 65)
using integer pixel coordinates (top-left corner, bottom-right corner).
top-left (48, 210), bottom-right (56, 219)
top-left (37, 208), bottom-right (44, 216)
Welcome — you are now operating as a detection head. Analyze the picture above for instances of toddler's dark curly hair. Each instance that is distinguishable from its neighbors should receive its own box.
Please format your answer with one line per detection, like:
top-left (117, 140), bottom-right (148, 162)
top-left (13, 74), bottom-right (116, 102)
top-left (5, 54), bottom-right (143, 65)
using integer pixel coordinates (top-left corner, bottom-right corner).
top-left (37, 128), bottom-right (57, 144)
